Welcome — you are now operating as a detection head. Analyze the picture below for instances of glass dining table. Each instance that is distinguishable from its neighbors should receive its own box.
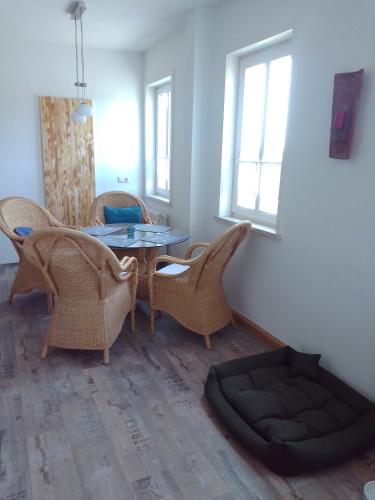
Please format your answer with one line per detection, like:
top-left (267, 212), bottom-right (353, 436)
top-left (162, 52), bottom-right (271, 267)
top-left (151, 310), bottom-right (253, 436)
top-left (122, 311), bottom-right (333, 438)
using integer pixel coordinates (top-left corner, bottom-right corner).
top-left (81, 223), bottom-right (190, 299)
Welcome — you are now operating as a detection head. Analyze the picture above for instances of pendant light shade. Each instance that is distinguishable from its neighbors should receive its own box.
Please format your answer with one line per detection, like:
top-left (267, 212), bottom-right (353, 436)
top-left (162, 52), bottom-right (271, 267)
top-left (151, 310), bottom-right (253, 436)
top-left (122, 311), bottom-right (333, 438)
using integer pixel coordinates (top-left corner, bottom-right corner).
top-left (71, 111), bottom-right (87, 123)
top-left (76, 102), bottom-right (92, 117)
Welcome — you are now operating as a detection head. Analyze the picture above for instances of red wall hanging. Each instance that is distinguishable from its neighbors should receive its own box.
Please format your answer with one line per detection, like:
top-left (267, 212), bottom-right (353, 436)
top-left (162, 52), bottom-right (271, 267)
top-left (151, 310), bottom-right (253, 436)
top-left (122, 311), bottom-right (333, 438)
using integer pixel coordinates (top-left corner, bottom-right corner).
top-left (329, 69), bottom-right (364, 160)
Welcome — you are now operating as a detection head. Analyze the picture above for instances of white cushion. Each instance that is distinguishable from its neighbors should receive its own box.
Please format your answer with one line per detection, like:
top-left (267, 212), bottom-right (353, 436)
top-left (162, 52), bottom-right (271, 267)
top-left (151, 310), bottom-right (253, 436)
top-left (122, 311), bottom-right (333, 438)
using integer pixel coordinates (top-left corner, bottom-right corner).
top-left (157, 263), bottom-right (190, 275)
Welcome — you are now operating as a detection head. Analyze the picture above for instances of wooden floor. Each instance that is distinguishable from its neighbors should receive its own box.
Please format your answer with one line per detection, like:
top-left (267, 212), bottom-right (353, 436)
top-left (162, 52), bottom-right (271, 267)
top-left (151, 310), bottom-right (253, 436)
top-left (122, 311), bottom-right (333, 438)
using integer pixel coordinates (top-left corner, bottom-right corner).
top-left (0, 264), bottom-right (374, 500)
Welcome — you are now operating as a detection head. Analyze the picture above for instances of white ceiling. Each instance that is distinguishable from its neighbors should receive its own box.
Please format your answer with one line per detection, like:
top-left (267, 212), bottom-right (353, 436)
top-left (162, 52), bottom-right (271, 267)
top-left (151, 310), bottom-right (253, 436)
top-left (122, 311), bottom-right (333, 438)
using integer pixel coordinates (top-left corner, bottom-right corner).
top-left (0, 0), bottom-right (222, 51)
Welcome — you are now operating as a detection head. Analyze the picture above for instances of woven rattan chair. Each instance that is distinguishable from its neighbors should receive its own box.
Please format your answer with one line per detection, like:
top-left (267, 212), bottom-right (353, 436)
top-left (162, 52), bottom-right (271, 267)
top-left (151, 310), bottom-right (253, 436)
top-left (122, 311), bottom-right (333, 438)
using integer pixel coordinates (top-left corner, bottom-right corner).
top-left (0, 196), bottom-right (72, 309)
top-left (23, 228), bottom-right (138, 365)
top-left (149, 221), bottom-right (251, 349)
top-left (91, 191), bottom-right (153, 225)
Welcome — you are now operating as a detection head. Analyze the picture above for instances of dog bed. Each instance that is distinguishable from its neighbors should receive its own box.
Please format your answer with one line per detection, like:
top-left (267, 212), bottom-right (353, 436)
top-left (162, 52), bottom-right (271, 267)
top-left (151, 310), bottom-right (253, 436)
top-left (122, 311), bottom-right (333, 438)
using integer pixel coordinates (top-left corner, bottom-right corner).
top-left (204, 346), bottom-right (375, 475)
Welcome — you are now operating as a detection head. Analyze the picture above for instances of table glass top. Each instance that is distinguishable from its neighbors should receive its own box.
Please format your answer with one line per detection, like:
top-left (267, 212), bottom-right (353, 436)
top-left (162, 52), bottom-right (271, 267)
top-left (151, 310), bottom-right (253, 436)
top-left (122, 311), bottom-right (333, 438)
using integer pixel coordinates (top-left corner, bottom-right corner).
top-left (81, 224), bottom-right (189, 249)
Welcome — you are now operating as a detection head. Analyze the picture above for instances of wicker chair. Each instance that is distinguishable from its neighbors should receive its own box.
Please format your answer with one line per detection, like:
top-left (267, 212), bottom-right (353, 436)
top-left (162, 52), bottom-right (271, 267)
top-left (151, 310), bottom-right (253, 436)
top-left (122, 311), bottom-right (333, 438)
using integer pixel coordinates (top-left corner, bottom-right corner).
top-left (23, 228), bottom-right (138, 365)
top-left (149, 221), bottom-right (251, 349)
top-left (91, 191), bottom-right (153, 225)
top-left (0, 196), bottom-right (72, 309)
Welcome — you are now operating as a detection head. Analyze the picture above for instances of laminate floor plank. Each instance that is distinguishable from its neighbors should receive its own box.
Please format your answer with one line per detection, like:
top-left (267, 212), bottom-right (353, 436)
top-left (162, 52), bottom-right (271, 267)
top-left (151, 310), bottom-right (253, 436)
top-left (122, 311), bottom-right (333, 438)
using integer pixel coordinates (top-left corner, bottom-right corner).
top-left (109, 352), bottom-right (229, 499)
top-left (0, 392), bottom-right (32, 500)
top-left (26, 430), bottom-right (85, 500)
top-left (0, 264), bottom-right (374, 500)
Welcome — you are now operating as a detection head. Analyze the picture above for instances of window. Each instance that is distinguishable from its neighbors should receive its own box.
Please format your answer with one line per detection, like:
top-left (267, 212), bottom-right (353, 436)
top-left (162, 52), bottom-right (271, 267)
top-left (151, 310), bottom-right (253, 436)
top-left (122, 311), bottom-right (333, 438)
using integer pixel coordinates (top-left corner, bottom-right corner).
top-left (221, 33), bottom-right (293, 229)
top-left (155, 84), bottom-right (171, 198)
top-left (144, 77), bottom-right (172, 202)
top-left (233, 51), bottom-right (292, 226)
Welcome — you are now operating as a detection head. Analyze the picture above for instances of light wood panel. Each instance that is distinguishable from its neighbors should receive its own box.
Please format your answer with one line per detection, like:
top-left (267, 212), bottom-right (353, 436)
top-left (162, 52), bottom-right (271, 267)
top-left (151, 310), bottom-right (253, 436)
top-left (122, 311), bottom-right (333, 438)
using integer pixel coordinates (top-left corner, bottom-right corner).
top-left (40, 96), bottom-right (95, 226)
top-left (0, 263), bottom-right (374, 500)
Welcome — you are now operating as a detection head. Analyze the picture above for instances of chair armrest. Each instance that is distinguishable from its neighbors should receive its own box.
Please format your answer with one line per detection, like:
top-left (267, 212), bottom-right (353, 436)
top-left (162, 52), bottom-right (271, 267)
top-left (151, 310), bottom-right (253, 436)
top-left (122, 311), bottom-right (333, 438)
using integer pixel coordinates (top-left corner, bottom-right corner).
top-left (185, 242), bottom-right (209, 259)
top-left (11, 233), bottom-right (25, 243)
top-left (46, 210), bottom-right (74, 229)
top-left (120, 256), bottom-right (138, 273)
top-left (149, 255), bottom-right (194, 278)
top-left (119, 256), bottom-right (133, 269)
top-left (1, 225), bottom-right (28, 243)
top-left (113, 256), bottom-right (138, 282)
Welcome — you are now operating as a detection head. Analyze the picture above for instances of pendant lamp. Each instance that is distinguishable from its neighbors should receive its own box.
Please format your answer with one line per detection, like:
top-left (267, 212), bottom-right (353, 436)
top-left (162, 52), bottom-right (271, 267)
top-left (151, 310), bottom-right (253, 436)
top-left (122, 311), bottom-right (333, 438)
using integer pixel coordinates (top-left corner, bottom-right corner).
top-left (70, 1), bottom-right (92, 123)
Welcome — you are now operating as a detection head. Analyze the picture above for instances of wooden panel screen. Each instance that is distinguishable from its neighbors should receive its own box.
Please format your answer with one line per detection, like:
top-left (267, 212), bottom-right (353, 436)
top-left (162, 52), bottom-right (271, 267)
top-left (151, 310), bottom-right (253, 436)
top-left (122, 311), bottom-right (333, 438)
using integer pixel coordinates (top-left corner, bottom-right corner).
top-left (40, 96), bottom-right (95, 226)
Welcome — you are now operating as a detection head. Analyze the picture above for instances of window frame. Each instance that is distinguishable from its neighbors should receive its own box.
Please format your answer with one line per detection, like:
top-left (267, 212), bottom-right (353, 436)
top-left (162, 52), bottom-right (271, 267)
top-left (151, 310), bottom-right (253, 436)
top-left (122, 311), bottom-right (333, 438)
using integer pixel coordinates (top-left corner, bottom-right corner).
top-left (230, 39), bottom-right (292, 228)
top-left (144, 75), bottom-right (173, 204)
top-left (154, 82), bottom-right (172, 199)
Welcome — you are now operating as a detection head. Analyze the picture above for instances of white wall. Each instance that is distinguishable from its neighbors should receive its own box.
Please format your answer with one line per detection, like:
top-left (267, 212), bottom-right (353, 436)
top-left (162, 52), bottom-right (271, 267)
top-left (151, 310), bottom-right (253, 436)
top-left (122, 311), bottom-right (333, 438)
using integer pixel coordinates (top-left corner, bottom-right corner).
top-left (188, 8), bottom-right (214, 242)
top-left (200, 0), bottom-right (375, 399)
top-left (143, 0), bottom-right (375, 399)
top-left (143, 22), bottom-right (194, 240)
top-left (143, 9), bottom-right (214, 255)
top-left (0, 37), bottom-right (143, 263)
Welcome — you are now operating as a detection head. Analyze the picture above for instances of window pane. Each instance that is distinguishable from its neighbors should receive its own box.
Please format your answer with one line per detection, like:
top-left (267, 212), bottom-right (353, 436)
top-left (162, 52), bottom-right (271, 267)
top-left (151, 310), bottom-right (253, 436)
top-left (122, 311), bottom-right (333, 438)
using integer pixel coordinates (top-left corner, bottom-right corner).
top-left (236, 161), bottom-right (259, 210)
top-left (157, 91), bottom-right (170, 157)
top-left (156, 88), bottom-right (171, 195)
top-left (263, 55), bottom-right (292, 163)
top-left (258, 162), bottom-right (281, 215)
top-left (156, 157), bottom-right (169, 192)
top-left (239, 64), bottom-right (267, 162)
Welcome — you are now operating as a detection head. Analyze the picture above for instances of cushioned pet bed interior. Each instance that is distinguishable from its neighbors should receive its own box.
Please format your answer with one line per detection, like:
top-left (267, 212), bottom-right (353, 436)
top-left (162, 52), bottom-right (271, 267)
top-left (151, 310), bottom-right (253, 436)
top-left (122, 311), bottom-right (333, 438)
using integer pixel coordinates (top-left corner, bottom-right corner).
top-left (205, 346), bottom-right (375, 475)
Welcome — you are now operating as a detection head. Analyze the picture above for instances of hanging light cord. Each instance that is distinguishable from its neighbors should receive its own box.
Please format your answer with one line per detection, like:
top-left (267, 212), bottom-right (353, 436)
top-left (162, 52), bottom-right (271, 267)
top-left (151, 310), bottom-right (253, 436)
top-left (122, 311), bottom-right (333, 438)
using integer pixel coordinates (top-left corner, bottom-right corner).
top-left (80, 14), bottom-right (85, 100)
top-left (71, 2), bottom-right (91, 119)
top-left (74, 17), bottom-right (79, 101)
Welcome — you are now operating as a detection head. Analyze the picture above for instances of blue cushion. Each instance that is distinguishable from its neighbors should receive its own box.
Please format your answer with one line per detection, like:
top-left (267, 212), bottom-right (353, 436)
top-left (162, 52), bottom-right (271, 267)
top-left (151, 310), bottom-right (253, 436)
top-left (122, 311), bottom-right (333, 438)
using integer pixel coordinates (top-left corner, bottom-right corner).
top-left (103, 205), bottom-right (142, 224)
top-left (14, 226), bottom-right (33, 236)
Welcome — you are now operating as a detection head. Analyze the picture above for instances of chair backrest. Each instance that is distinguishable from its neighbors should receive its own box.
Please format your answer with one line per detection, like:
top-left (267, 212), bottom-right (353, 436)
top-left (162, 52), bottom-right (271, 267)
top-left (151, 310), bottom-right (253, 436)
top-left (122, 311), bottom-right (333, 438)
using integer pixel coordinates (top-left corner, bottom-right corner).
top-left (191, 222), bottom-right (251, 291)
top-left (23, 228), bottom-right (128, 301)
top-left (91, 191), bottom-right (152, 225)
top-left (0, 197), bottom-right (60, 242)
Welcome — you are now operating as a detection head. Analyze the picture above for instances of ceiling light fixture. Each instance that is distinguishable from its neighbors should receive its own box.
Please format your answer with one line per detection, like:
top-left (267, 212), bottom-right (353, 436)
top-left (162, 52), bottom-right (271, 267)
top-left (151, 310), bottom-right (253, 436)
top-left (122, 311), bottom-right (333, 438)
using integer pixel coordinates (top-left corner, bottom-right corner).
top-left (70, 1), bottom-right (92, 123)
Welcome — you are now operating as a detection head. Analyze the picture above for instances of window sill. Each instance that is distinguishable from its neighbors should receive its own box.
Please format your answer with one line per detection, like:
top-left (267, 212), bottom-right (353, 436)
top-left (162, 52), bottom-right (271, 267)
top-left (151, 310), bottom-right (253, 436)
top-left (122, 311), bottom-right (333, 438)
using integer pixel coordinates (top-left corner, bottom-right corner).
top-left (144, 194), bottom-right (171, 207)
top-left (215, 215), bottom-right (280, 238)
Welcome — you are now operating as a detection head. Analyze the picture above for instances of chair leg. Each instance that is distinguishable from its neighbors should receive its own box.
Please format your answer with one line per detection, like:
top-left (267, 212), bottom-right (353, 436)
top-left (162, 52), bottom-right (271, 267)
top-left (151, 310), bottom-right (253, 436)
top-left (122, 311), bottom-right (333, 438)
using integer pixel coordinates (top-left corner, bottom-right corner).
top-left (150, 308), bottom-right (155, 335)
top-left (47, 293), bottom-right (53, 314)
top-left (131, 308), bottom-right (136, 333)
top-left (7, 290), bottom-right (14, 304)
top-left (204, 335), bottom-right (212, 350)
top-left (41, 343), bottom-right (48, 359)
top-left (103, 348), bottom-right (110, 365)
